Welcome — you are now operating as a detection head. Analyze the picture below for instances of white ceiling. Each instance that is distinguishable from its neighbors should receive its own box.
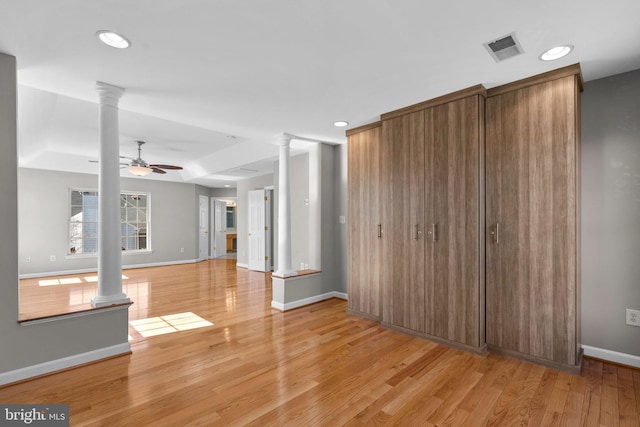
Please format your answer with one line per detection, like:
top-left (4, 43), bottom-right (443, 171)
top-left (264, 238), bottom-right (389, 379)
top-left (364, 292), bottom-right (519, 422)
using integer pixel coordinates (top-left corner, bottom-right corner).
top-left (1, 0), bottom-right (639, 187)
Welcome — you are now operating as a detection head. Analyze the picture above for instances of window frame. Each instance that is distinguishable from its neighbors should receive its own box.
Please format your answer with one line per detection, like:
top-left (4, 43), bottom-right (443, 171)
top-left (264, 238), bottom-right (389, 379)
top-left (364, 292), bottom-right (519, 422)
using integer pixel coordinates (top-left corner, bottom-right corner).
top-left (67, 188), bottom-right (152, 256)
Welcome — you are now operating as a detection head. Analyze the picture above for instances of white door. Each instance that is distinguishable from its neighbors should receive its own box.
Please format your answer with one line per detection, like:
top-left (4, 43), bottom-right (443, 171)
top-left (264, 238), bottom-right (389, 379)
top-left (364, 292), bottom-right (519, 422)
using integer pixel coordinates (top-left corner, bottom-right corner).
top-left (265, 189), bottom-right (273, 270)
top-left (212, 199), bottom-right (227, 258)
top-left (198, 195), bottom-right (209, 261)
top-left (248, 189), bottom-right (270, 272)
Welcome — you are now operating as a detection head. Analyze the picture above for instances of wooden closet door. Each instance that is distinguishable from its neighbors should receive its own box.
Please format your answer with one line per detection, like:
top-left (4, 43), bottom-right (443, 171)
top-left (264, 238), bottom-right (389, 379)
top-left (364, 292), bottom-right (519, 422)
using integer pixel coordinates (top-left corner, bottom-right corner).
top-left (347, 125), bottom-right (382, 319)
top-left (486, 76), bottom-right (578, 365)
top-left (426, 96), bottom-right (483, 347)
top-left (382, 111), bottom-right (426, 332)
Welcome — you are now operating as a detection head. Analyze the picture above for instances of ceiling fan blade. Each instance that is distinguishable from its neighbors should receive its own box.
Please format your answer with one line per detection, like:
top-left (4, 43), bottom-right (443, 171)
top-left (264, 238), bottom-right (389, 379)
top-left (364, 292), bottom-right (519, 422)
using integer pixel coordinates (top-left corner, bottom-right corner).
top-left (89, 160), bottom-right (129, 166)
top-left (151, 167), bottom-right (167, 174)
top-left (149, 164), bottom-right (183, 170)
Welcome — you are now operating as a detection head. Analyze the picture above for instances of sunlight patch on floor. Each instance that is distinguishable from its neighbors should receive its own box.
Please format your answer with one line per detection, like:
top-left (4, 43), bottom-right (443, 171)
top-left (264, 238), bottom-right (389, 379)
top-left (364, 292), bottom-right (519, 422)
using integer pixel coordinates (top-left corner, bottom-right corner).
top-left (129, 312), bottom-right (213, 338)
top-left (39, 274), bottom-right (129, 286)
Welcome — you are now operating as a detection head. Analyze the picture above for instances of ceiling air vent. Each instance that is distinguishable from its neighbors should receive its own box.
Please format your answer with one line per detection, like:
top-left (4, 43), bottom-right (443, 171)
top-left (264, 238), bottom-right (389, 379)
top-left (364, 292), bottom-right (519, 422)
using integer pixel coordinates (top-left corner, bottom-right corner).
top-left (483, 33), bottom-right (525, 62)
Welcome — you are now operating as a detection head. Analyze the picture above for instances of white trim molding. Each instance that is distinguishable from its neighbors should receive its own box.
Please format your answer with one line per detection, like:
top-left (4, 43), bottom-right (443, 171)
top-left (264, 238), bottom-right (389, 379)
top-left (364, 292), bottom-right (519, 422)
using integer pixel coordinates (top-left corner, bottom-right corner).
top-left (582, 345), bottom-right (640, 369)
top-left (0, 343), bottom-right (130, 386)
top-left (19, 259), bottom-right (198, 279)
top-left (271, 291), bottom-right (347, 312)
top-left (236, 262), bottom-right (249, 269)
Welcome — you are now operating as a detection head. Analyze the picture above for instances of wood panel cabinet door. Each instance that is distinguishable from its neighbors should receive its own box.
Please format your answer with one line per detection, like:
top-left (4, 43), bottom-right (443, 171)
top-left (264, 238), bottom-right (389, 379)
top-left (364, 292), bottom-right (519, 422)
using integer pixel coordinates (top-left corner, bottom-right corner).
top-left (347, 125), bottom-right (383, 319)
top-left (382, 111), bottom-right (426, 331)
top-left (425, 95), bottom-right (484, 347)
top-left (486, 76), bottom-right (580, 366)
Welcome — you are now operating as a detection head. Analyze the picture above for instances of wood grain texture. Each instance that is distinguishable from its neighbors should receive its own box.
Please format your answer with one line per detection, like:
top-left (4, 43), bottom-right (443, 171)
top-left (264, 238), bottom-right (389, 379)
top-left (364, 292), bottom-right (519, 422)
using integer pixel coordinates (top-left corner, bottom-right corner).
top-left (345, 120), bottom-right (382, 136)
top-left (348, 124), bottom-right (383, 319)
top-left (380, 92), bottom-right (485, 350)
top-left (486, 74), bottom-right (580, 368)
top-left (486, 63), bottom-right (584, 97)
top-left (425, 95), bottom-right (482, 347)
top-left (4, 261), bottom-right (638, 426)
top-left (380, 84), bottom-right (486, 121)
top-left (382, 111), bottom-right (426, 332)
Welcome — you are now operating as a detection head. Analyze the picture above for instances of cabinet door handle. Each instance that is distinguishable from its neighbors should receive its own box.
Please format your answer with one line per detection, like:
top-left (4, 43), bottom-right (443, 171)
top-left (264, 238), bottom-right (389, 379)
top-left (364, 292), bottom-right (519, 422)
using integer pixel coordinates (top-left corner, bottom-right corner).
top-left (377, 224), bottom-right (382, 239)
top-left (414, 224), bottom-right (422, 240)
top-left (490, 222), bottom-right (500, 244)
top-left (426, 223), bottom-right (438, 242)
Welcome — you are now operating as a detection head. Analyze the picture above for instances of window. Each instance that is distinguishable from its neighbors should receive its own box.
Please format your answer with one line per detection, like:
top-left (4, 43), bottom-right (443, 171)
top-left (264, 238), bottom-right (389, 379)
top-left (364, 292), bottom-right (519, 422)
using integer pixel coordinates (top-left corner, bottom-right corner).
top-left (69, 190), bottom-right (150, 255)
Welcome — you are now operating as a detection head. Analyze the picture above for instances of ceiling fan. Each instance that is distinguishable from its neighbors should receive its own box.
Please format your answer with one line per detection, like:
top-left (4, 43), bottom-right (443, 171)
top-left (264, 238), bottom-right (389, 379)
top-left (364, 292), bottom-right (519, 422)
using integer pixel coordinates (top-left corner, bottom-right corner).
top-left (122, 141), bottom-right (183, 176)
top-left (89, 141), bottom-right (183, 176)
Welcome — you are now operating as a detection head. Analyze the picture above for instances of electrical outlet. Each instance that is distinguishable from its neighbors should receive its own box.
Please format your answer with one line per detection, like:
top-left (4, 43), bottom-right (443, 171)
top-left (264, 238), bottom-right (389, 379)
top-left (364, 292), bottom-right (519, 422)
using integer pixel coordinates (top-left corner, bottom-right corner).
top-left (50, 255), bottom-right (56, 262)
top-left (180, 248), bottom-right (184, 253)
top-left (26, 257), bottom-right (31, 263)
top-left (627, 309), bottom-right (640, 327)
top-left (300, 262), bottom-right (305, 270)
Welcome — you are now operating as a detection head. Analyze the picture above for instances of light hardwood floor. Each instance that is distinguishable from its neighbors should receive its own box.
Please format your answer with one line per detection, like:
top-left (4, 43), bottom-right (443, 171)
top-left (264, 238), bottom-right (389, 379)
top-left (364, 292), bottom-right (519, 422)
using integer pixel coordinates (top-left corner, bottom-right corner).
top-left (4, 260), bottom-right (640, 426)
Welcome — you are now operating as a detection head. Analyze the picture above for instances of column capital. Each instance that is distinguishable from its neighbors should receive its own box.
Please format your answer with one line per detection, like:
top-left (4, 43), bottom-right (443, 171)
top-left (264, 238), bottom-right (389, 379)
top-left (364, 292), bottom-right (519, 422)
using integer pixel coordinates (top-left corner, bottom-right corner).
top-left (274, 133), bottom-right (294, 147)
top-left (96, 81), bottom-right (125, 107)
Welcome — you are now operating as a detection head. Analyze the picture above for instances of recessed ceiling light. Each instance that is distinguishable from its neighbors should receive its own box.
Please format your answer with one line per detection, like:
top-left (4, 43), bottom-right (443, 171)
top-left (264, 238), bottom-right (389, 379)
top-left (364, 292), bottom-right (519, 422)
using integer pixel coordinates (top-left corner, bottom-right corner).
top-left (224, 184), bottom-right (231, 188)
top-left (539, 45), bottom-right (573, 61)
top-left (96, 30), bottom-right (131, 49)
top-left (333, 121), bottom-right (349, 127)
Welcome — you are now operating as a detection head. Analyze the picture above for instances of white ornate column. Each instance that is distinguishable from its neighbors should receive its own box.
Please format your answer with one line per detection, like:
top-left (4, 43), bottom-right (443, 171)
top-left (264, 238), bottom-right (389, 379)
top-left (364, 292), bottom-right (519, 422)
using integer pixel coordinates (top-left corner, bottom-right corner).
top-left (273, 133), bottom-right (297, 277)
top-left (92, 82), bottom-right (130, 307)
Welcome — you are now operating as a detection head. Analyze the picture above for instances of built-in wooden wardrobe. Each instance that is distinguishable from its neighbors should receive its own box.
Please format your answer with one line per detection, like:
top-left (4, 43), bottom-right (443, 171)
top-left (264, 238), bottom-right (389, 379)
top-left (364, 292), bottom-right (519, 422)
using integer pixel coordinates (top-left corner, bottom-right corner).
top-left (485, 65), bottom-right (583, 373)
top-left (346, 122), bottom-right (383, 321)
top-left (348, 86), bottom-right (487, 353)
top-left (347, 64), bottom-right (582, 373)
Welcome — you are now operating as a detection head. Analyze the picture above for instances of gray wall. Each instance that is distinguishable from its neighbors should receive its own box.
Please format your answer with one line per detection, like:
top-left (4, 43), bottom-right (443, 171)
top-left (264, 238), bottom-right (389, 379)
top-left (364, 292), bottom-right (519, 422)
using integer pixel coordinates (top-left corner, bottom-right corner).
top-left (18, 168), bottom-right (202, 275)
top-left (291, 153), bottom-right (310, 270)
top-left (272, 145), bottom-right (347, 294)
top-left (582, 68), bottom-right (640, 357)
top-left (1, 53), bottom-right (129, 375)
top-left (320, 144), bottom-right (337, 293)
top-left (236, 173), bottom-right (274, 266)
top-left (210, 187), bottom-right (237, 198)
top-left (334, 144), bottom-right (348, 293)
top-left (273, 153), bottom-right (311, 271)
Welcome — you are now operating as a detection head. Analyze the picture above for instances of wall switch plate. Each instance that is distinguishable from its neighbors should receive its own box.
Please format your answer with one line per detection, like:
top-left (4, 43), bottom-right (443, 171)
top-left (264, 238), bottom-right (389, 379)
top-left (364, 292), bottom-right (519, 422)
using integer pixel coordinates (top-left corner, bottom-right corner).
top-left (50, 255), bottom-right (56, 262)
top-left (339, 215), bottom-right (346, 224)
top-left (626, 309), bottom-right (640, 327)
top-left (180, 248), bottom-right (184, 253)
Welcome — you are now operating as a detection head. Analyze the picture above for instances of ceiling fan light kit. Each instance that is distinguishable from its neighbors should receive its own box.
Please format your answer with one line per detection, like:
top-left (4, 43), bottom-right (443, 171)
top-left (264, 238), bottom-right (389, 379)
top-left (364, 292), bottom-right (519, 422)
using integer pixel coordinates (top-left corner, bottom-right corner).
top-left (127, 164), bottom-right (152, 176)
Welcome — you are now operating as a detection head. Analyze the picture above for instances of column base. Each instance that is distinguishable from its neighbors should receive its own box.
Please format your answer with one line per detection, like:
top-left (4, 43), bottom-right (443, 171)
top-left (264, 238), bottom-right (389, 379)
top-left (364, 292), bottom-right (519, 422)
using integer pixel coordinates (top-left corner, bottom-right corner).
top-left (272, 270), bottom-right (298, 279)
top-left (91, 293), bottom-right (131, 308)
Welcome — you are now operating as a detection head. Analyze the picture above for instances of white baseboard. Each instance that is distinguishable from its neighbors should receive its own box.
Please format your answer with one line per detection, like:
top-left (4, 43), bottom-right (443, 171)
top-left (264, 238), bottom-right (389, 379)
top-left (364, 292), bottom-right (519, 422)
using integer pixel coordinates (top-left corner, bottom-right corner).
top-left (271, 291), bottom-right (348, 311)
top-left (333, 291), bottom-right (348, 300)
top-left (582, 345), bottom-right (640, 369)
top-left (125, 259), bottom-right (197, 270)
top-left (19, 259), bottom-right (198, 279)
top-left (0, 343), bottom-right (130, 386)
top-left (236, 263), bottom-right (249, 269)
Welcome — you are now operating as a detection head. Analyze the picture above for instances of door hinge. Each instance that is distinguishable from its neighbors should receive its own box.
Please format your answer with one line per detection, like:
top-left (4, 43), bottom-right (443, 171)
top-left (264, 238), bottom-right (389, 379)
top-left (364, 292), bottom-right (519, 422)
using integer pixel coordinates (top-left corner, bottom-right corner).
top-left (264, 226), bottom-right (268, 231)
top-left (264, 196), bottom-right (268, 201)
top-left (265, 256), bottom-right (269, 261)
